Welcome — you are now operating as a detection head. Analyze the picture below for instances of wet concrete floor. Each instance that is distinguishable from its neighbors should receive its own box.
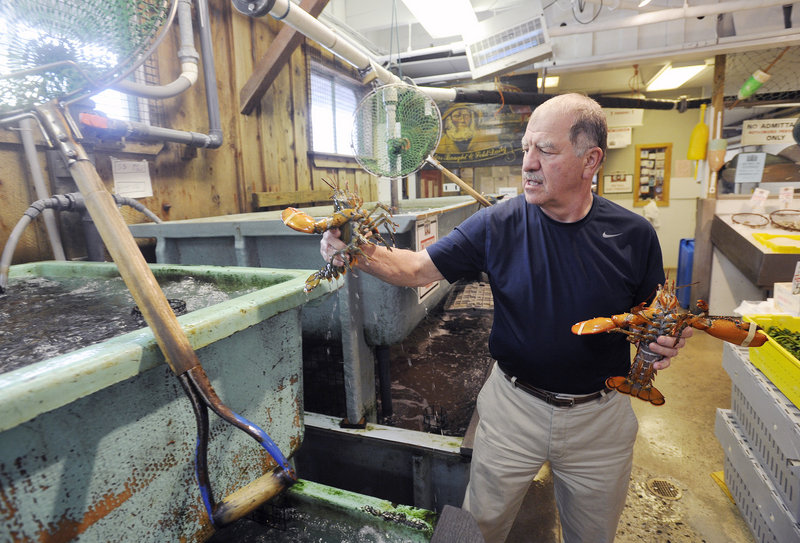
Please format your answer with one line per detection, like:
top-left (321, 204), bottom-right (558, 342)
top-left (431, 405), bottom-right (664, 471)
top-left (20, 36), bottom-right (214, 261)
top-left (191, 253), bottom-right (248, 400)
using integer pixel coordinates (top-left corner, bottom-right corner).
top-left (380, 281), bottom-right (756, 543)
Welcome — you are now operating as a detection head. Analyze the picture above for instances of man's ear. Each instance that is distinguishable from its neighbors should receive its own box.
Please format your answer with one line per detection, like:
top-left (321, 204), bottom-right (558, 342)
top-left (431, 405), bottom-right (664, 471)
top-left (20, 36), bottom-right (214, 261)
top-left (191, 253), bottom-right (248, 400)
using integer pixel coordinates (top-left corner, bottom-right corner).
top-left (583, 147), bottom-right (603, 175)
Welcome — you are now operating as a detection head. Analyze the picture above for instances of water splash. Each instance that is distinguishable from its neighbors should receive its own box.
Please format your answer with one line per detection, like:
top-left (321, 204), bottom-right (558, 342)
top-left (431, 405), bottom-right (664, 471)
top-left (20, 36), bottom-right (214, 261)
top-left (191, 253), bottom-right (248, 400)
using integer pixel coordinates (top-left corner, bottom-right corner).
top-left (0, 276), bottom-right (256, 374)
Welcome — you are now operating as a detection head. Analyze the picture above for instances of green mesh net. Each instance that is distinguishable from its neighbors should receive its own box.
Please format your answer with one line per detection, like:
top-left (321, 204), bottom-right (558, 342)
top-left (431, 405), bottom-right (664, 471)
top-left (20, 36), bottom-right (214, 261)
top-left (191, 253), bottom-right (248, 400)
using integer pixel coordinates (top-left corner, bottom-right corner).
top-left (352, 84), bottom-right (442, 178)
top-left (0, 0), bottom-right (173, 115)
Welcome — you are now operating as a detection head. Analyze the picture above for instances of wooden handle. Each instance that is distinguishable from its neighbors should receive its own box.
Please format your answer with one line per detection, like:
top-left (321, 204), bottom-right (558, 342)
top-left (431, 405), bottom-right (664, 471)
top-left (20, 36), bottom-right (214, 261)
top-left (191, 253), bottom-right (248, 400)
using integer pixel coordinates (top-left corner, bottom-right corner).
top-left (426, 156), bottom-right (492, 207)
top-left (68, 155), bottom-right (200, 375)
top-left (212, 469), bottom-right (294, 526)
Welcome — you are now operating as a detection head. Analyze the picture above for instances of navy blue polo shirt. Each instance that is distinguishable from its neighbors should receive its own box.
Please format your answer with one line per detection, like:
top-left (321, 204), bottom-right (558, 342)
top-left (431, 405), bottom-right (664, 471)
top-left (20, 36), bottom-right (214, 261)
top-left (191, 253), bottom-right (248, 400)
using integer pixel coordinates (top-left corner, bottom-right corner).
top-left (427, 194), bottom-right (664, 394)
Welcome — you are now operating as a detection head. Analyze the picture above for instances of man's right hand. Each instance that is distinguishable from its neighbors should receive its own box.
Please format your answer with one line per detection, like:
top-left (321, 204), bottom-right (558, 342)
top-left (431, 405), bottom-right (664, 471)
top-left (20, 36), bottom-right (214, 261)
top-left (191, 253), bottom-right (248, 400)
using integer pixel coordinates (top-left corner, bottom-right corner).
top-left (320, 228), bottom-right (349, 266)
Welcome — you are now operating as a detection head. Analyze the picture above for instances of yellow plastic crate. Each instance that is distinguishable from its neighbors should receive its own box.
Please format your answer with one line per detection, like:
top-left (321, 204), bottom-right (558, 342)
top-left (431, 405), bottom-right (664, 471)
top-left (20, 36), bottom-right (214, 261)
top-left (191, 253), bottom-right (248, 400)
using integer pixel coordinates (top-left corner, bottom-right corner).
top-left (752, 233), bottom-right (800, 253)
top-left (744, 315), bottom-right (800, 408)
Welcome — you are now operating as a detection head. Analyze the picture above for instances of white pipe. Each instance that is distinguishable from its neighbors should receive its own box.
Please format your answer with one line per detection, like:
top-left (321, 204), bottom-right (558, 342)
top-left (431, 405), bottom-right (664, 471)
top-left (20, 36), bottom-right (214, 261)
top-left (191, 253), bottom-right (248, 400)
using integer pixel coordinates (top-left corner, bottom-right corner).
top-left (18, 118), bottom-right (66, 260)
top-left (112, 0), bottom-right (199, 99)
top-left (265, 0), bottom-right (457, 101)
top-left (547, 0), bottom-right (794, 37)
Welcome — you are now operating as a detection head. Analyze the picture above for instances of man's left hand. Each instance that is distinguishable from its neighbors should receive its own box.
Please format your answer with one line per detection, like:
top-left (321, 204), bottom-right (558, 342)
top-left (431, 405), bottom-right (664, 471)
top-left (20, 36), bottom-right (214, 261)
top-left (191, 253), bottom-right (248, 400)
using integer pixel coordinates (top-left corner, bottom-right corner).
top-left (649, 327), bottom-right (694, 370)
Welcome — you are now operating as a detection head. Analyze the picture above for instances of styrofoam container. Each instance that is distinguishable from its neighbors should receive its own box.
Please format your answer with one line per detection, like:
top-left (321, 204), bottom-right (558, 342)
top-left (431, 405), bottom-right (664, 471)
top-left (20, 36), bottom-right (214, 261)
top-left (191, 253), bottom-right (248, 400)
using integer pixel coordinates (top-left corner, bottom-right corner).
top-left (774, 282), bottom-right (800, 317)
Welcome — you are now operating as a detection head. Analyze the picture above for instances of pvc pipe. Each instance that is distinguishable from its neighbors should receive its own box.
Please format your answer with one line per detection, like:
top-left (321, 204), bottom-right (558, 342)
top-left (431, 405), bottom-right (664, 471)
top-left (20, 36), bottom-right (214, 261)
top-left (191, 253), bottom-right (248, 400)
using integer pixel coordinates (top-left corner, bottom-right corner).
top-left (113, 0), bottom-right (199, 99)
top-left (19, 117), bottom-right (66, 260)
top-left (105, 0), bottom-right (222, 148)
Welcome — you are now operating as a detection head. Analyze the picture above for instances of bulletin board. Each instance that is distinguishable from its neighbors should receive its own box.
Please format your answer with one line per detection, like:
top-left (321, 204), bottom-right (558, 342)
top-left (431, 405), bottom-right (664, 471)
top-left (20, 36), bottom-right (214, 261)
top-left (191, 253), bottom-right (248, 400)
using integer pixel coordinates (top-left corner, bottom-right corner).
top-left (634, 143), bottom-right (671, 207)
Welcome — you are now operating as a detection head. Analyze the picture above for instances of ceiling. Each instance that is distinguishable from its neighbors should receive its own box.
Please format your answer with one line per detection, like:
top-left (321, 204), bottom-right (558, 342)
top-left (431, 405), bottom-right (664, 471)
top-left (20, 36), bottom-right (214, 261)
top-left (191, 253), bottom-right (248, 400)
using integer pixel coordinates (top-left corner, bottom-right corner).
top-left (316, 0), bottom-right (800, 131)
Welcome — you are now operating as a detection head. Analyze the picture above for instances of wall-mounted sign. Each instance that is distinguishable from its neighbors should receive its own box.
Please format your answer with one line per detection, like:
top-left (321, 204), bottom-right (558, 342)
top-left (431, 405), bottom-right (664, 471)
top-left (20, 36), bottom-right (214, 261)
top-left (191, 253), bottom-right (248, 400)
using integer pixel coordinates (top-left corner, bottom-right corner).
top-left (741, 118), bottom-right (798, 146)
top-left (602, 173), bottom-right (633, 193)
top-left (604, 108), bottom-right (644, 127)
top-left (111, 158), bottom-right (152, 198)
top-left (416, 217), bottom-right (439, 302)
top-left (608, 126), bottom-right (632, 149)
top-left (734, 152), bottom-right (767, 183)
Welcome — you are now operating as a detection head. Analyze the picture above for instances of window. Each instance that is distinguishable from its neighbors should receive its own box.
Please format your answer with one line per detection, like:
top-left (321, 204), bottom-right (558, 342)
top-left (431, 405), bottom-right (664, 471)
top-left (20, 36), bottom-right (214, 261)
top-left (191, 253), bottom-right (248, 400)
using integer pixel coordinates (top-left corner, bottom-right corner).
top-left (309, 61), bottom-right (361, 155)
top-left (0, 8), bottom-right (162, 125)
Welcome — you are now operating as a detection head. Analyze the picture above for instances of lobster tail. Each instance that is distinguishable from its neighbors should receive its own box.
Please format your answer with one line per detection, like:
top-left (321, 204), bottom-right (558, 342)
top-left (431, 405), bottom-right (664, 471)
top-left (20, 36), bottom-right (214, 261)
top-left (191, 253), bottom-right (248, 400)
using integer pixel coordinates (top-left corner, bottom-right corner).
top-left (606, 375), bottom-right (665, 406)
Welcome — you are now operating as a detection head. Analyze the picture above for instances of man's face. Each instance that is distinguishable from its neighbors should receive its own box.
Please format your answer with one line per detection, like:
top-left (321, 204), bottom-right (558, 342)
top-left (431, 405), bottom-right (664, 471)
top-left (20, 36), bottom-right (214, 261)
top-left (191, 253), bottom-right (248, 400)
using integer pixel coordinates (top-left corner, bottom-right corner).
top-left (445, 108), bottom-right (475, 141)
top-left (520, 105), bottom-right (594, 218)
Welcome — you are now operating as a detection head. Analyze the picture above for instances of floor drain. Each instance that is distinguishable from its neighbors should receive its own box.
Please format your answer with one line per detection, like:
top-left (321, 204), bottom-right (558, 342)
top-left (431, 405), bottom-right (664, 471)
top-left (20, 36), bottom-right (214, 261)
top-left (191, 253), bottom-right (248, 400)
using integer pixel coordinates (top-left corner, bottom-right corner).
top-left (646, 478), bottom-right (683, 500)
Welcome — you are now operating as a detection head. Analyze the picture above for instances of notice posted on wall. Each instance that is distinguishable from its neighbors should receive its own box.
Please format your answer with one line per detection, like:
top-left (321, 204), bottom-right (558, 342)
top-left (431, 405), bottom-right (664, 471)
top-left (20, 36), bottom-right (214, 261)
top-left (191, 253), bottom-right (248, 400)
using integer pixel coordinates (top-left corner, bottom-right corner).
top-left (111, 158), bottom-right (153, 198)
top-left (416, 217), bottom-right (439, 303)
top-left (734, 153), bottom-right (766, 184)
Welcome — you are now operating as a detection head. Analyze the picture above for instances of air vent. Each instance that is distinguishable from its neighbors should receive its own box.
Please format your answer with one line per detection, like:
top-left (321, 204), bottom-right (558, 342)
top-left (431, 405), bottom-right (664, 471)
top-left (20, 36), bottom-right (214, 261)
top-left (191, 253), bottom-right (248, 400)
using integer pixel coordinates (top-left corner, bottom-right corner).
top-left (465, 10), bottom-right (552, 80)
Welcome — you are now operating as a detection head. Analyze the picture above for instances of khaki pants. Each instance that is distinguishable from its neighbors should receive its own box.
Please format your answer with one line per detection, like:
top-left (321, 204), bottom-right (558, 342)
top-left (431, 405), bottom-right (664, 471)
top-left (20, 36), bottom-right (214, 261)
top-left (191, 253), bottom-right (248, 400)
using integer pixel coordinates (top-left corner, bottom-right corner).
top-left (463, 364), bottom-right (638, 543)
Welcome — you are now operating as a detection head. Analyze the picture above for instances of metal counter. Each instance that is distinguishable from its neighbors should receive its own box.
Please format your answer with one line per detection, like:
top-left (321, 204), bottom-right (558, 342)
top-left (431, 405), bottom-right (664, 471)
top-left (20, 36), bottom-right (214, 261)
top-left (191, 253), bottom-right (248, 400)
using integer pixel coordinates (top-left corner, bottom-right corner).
top-left (710, 213), bottom-right (799, 288)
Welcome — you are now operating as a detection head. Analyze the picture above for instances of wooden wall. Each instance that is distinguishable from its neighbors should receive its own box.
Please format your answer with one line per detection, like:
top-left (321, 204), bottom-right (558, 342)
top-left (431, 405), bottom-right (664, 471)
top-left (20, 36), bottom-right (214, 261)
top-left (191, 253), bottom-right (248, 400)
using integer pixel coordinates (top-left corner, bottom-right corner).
top-left (0, 3), bottom-right (376, 265)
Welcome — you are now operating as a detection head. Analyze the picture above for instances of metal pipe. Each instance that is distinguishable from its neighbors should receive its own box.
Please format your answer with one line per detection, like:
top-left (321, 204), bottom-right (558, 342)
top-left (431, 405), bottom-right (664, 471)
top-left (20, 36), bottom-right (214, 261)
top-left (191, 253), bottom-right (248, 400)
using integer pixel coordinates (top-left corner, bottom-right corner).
top-left (19, 117), bottom-right (66, 260)
top-left (0, 192), bottom-right (162, 291)
top-left (196, 0), bottom-right (224, 148)
top-left (548, 0), bottom-right (795, 37)
top-left (100, 0), bottom-right (222, 148)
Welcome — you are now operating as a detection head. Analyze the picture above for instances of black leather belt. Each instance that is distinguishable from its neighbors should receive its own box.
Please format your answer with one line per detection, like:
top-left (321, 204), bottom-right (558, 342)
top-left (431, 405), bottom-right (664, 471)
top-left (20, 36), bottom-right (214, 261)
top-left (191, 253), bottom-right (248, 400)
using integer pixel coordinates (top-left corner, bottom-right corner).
top-left (501, 370), bottom-right (611, 408)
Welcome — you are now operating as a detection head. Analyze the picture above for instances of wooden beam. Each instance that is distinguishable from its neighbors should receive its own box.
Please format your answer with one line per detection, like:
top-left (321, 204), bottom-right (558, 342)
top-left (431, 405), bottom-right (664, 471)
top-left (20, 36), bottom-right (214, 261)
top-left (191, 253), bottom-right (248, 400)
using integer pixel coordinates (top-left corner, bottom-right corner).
top-left (251, 189), bottom-right (331, 209)
top-left (239, 0), bottom-right (329, 115)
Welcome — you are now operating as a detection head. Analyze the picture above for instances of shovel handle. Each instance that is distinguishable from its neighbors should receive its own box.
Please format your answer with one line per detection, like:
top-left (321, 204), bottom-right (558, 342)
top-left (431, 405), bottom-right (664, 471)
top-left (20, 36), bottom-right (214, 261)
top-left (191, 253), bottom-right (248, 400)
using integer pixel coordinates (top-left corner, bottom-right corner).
top-left (39, 103), bottom-right (199, 376)
top-left (212, 469), bottom-right (296, 526)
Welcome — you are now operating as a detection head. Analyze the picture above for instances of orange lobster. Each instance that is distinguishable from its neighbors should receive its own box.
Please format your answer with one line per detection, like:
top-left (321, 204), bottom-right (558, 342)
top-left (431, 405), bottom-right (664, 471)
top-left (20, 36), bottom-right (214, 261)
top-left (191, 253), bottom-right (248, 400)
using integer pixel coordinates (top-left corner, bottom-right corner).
top-left (281, 178), bottom-right (396, 291)
top-left (571, 281), bottom-right (767, 405)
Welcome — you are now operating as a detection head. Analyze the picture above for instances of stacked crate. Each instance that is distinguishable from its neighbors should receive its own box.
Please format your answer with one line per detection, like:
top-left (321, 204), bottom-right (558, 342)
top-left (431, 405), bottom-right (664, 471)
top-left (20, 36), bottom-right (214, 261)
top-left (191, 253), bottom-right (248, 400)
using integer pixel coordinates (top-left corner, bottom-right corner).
top-left (716, 337), bottom-right (800, 543)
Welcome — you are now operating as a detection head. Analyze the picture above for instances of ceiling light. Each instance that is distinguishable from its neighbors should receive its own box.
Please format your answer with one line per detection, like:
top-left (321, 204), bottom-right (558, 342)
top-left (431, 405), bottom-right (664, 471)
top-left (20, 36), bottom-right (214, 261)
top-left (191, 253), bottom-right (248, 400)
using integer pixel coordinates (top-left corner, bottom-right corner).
top-left (638, 0), bottom-right (653, 6)
top-left (646, 62), bottom-right (708, 92)
top-left (538, 76), bottom-right (559, 89)
top-left (401, 0), bottom-right (478, 39)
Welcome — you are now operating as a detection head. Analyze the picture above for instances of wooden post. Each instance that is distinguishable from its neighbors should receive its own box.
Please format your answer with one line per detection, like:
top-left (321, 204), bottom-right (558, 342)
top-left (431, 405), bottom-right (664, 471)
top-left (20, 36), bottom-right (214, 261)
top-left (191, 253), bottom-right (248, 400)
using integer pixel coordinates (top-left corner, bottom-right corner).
top-left (691, 54), bottom-right (725, 307)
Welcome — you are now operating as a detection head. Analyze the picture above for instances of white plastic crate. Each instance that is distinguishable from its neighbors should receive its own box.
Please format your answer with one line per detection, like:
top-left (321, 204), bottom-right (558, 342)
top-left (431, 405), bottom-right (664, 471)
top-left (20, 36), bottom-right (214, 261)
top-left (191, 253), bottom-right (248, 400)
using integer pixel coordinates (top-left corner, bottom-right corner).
top-left (723, 343), bottom-right (800, 518)
top-left (715, 409), bottom-right (800, 543)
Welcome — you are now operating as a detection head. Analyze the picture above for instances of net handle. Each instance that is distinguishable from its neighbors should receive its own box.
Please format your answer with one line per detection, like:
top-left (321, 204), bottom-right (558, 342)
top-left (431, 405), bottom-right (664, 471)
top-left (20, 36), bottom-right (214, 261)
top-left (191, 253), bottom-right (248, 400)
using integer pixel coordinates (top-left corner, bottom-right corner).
top-left (426, 156), bottom-right (492, 207)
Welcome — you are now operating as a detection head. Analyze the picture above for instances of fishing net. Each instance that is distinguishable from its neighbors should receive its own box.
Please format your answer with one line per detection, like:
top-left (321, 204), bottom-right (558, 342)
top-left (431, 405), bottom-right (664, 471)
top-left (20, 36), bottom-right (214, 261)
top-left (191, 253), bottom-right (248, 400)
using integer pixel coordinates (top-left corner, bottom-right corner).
top-left (724, 46), bottom-right (800, 107)
top-left (351, 84), bottom-right (442, 178)
top-left (0, 0), bottom-right (175, 116)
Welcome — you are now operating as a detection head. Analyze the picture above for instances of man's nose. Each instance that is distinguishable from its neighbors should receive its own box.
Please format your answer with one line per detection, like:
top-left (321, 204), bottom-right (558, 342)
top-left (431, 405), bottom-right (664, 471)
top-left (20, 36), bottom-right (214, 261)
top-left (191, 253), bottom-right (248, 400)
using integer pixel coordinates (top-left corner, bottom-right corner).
top-left (522, 150), bottom-right (540, 170)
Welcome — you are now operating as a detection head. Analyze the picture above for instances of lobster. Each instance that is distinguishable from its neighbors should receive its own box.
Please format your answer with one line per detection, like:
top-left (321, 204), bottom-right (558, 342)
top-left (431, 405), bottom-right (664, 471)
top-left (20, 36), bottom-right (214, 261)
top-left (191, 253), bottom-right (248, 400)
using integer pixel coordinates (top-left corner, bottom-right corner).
top-left (281, 178), bottom-right (397, 292)
top-left (571, 280), bottom-right (767, 405)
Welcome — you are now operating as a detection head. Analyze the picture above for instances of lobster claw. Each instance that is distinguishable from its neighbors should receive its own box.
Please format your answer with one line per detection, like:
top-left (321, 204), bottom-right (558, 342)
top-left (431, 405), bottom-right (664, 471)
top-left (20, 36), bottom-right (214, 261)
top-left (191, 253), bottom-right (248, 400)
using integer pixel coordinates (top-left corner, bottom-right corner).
top-left (689, 318), bottom-right (768, 348)
top-left (571, 317), bottom-right (619, 335)
top-left (282, 207), bottom-right (319, 234)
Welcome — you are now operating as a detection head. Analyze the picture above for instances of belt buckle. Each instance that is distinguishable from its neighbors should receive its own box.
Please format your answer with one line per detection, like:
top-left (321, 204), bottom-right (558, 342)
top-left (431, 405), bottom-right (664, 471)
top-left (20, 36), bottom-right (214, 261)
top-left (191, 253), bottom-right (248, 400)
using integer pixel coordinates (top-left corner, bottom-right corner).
top-left (544, 389), bottom-right (574, 408)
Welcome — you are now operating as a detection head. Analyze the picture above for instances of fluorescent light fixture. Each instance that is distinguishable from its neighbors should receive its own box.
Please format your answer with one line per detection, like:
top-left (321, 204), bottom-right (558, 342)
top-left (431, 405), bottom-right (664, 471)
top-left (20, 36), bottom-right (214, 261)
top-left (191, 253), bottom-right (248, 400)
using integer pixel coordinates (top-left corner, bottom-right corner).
top-left (646, 62), bottom-right (708, 92)
top-left (538, 76), bottom-right (559, 89)
top-left (401, 0), bottom-right (478, 39)
top-left (638, 0), bottom-right (653, 7)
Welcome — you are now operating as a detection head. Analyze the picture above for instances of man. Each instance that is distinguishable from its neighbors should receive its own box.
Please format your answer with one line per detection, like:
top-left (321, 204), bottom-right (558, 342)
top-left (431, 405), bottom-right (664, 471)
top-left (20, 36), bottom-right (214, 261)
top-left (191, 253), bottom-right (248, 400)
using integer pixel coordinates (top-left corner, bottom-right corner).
top-left (321, 93), bottom-right (690, 542)
top-left (437, 104), bottom-right (500, 154)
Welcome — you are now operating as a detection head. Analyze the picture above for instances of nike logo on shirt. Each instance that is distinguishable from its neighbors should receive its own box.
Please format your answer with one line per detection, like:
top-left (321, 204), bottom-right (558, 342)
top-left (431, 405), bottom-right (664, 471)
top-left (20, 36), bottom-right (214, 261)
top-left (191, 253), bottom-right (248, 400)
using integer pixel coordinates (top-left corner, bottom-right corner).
top-left (602, 232), bottom-right (622, 238)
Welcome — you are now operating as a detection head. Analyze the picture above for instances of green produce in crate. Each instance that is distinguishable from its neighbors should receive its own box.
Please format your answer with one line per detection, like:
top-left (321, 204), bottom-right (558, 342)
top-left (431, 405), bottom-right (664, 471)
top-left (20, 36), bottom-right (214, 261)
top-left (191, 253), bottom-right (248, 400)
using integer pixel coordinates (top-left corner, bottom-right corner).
top-left (766, 326), bottom-right (800, 359)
